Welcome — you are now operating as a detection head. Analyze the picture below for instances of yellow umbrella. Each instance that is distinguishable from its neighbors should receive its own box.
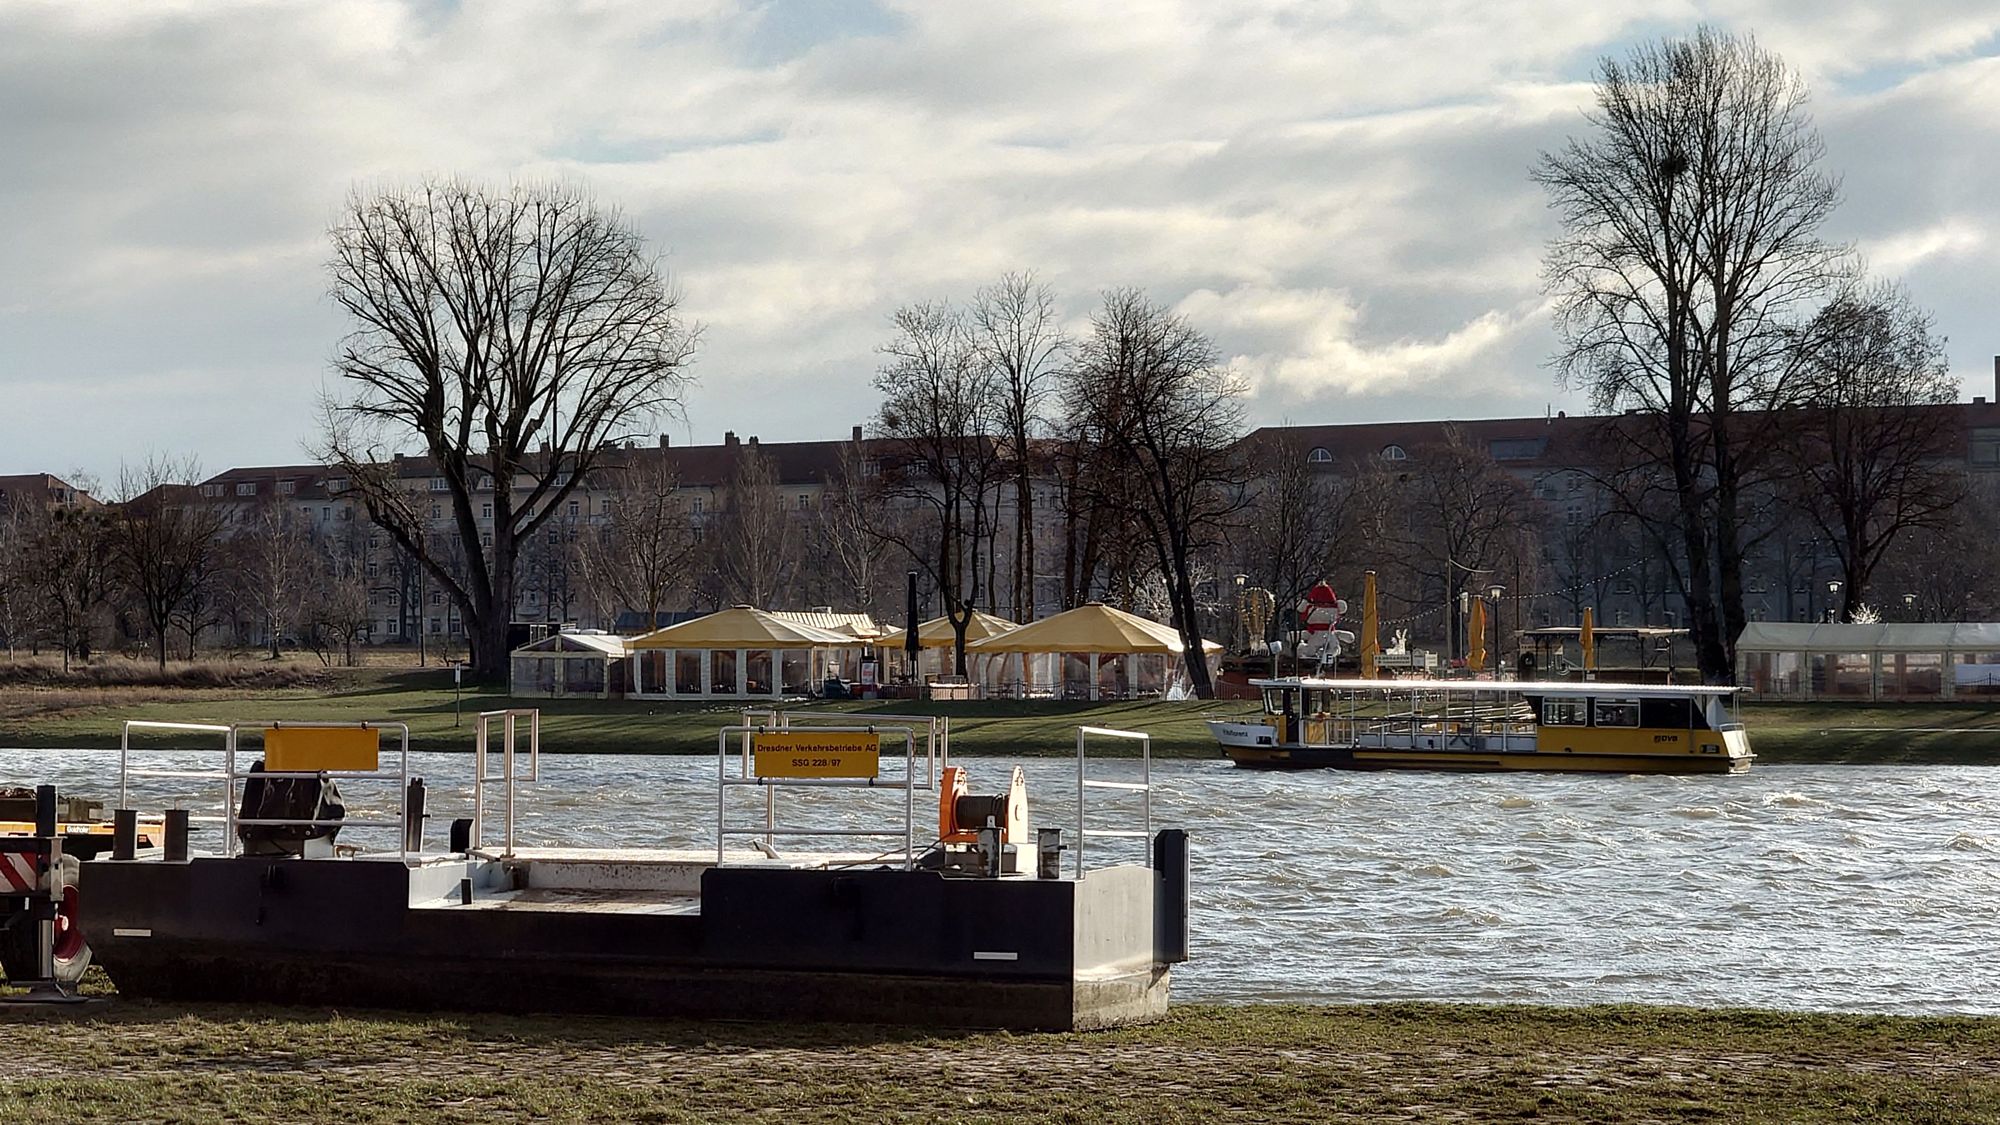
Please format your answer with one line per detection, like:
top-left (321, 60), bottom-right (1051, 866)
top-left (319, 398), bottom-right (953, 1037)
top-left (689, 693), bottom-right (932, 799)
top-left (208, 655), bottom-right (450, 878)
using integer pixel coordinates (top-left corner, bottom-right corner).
top-left (628, 606), bottom-right (854, 649)
top-left (1359, 570), bottom-right (1380, 679)
top-left (966, 603), bottom-right (1220, 655)
top-left (1580, 607), bottom-right (1596, 672)
top-left (875, 611), bottom-right (1020, 650)
top-left (1467, 596), bottom-right (1487, 672)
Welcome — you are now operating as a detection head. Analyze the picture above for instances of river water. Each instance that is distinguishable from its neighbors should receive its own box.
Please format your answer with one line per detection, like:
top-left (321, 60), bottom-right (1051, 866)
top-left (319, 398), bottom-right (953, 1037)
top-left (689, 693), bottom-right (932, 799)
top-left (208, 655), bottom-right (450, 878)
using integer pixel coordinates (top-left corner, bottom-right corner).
top-left (4, 748), bottom-right (1995, 1015)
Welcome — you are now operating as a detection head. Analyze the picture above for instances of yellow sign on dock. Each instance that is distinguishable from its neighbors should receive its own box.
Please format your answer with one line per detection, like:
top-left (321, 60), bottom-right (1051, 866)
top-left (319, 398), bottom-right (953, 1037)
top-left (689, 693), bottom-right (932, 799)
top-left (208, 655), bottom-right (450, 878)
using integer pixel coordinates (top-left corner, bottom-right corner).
top-left (752, 732), bottom-right (880, 779)
top-left (264, 727), bottom-right (380, 772)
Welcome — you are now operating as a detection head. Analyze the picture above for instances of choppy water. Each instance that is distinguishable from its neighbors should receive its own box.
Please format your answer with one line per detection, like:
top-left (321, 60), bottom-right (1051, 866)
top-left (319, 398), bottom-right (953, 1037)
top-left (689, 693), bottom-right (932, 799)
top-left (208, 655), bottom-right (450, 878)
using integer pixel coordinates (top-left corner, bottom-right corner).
top-left (4, 747), bottom-right (1996, 1014)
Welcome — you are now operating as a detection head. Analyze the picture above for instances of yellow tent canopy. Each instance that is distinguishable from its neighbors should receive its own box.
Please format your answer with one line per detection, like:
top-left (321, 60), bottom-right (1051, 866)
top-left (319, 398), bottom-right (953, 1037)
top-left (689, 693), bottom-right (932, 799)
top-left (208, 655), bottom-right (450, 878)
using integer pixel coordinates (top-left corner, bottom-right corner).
top-left (628, 606), bottom-right (855, 650)
top-left (876, 611), bottom-right (1020, 650)
top-left (966, 603), bottom-right (1222, 655)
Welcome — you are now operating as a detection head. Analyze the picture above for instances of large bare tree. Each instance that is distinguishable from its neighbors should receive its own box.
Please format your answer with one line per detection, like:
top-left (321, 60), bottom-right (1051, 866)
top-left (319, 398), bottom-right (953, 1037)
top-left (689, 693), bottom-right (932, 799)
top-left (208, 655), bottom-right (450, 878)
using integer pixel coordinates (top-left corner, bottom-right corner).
top-left (1780, 283), bottom-right (1964, 619)
top-left (1065, 289), bottom-right (1246, 698)
top-left (873, 300), bottom-right (1004, 676)
top-left (1536, 28), bottom-right (1847, 681)
top-left (579, 454), bottom-right (701, 629)
top-left (322, 179), bottom-right (697, 678)
top-left (234, 497), bottom-right (314, 658)
top-left (971, 272), bottom-right (1068, 621)
top-left (109, 456), bottom-right (226, 671)
top-left (717, 445), bottom-right (795, 609)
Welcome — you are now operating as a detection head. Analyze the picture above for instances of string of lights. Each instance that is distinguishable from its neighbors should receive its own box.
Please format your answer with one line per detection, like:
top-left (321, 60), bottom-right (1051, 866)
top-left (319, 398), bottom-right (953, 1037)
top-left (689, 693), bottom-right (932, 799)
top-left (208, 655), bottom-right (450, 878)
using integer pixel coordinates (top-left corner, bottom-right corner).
top-left (1373, 559), bottom-right (1648, 629)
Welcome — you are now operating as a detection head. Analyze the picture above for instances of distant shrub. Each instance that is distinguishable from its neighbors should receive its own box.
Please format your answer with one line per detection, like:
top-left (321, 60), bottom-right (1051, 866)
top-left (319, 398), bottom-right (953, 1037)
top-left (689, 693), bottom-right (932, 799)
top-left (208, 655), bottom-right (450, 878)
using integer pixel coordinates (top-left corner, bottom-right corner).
top-left (0, 655), bottom-right (332, 691)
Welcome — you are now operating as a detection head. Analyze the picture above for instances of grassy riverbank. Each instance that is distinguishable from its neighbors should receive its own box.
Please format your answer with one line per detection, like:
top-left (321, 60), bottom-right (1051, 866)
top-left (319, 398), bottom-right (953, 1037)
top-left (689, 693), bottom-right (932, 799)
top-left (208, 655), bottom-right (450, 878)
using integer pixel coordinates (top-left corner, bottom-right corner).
top-left (1, 995), bottom-right (1995, 1122)
top-left (1, 664), bottom-right (1997, 761)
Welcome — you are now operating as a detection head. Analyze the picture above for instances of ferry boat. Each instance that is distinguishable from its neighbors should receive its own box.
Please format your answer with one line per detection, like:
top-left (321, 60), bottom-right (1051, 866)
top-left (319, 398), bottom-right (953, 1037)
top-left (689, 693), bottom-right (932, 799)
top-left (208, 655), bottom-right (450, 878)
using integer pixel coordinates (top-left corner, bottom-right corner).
top-left (1208, 678), bottom-right (1753, 774)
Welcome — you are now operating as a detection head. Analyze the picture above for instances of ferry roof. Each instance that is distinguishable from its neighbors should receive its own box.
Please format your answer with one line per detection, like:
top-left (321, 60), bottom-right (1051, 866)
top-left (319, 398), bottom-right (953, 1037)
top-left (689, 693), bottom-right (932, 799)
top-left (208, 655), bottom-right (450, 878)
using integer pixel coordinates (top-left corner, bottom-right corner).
top-left (1249, 678), bottom-right (1742, 697)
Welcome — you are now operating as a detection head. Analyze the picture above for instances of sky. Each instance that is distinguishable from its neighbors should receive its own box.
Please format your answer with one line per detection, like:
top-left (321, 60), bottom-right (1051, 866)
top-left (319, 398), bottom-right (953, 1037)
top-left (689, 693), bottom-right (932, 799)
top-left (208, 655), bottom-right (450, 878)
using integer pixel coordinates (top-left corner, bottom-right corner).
top-left (4, 0), bottom-right (1999, 488)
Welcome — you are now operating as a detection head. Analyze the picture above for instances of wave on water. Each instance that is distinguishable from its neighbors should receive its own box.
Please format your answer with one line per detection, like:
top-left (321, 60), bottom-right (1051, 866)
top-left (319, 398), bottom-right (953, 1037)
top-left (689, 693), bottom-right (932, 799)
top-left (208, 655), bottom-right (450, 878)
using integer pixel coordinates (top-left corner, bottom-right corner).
top-left (1763, 791), bottom-right (1825, 809)
top-left (1497, 796), bottom-right (1534, 810)
top-left (1946, 833), bottom-right (1992, 853)
top-left (1668, 806), bottom-right (1722, 820)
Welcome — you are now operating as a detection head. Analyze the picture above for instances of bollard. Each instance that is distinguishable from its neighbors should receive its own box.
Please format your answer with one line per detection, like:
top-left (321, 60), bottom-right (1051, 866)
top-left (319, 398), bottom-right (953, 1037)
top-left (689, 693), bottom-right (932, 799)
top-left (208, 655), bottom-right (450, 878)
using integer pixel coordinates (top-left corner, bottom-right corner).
top-left (1152, 828), bottom-right (1191, 964)
top-left (163, 808), bottom-right (191, 862)
top-left (403, 778), bottom-right (427, 854)
top-left (112, 809), bottom-right (138, 861)
top-left (33, 785), bottom-right (55, 838)
top-left (1036, 827), bottom-right (1064, 880)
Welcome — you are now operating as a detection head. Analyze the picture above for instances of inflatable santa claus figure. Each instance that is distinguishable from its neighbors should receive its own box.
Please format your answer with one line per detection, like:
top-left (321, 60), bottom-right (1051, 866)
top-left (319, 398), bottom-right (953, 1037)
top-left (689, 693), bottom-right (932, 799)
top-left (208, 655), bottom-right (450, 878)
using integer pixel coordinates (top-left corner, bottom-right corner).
top-left (1295, 580), bottom-right (1356, 668)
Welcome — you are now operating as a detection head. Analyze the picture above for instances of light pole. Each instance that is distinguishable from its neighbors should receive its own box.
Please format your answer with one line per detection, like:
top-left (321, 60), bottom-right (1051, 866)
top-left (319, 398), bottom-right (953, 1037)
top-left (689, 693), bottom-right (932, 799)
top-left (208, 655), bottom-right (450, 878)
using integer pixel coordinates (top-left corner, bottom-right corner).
top-left (1902, 592), bottom-right (1918, 621)
top-left (1826, 579), bottom-right (1843, 623)
top-left (1485, 584), bottom-right (1506, 678)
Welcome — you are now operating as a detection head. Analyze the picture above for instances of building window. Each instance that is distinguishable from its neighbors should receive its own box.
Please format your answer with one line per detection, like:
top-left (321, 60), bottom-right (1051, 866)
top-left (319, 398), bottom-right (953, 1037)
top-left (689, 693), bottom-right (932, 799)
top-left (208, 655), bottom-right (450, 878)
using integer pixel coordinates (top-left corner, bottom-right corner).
top-left (321, 507), bottom-right (331, 522)
top-left (429, 503), bottom-right (441, 519)
top-left (235, 482), bottom-right (257, 497)
top-left (366, 561), bottom-right (378, 577)
top-left (431, 592), bottom-right (443, 607)
top-left (480, 531), bottom-right (493, 546)
top-left (599, 498), bottom-right (612, 514)
top-left (798, 494), bottom-right (811, 510)
top-left (201, 483), bottom-right (223, 498)
top-left (430, 478), bottom-right (448, 492)
top-left (481, 502), bottom-right (493, 520)
top-left (367, 534), bottom-right (379, 549)
top-left (429, 618), bottom-right (442, 634)
top-left (547, 528), bottom-right (559, 543)
top-left (1307, 447), bottom-right (1332, 464)
top-left (277, 481), bottom-right (296, 496)
top-left (1971, 428), bottom-right (2000, 465)
top-left (1380, 444), bottom-right (1407, 461)
top-left (692, 497), bottom-right (704, 514)
top-left (567, 500), bottom-right (580, 518)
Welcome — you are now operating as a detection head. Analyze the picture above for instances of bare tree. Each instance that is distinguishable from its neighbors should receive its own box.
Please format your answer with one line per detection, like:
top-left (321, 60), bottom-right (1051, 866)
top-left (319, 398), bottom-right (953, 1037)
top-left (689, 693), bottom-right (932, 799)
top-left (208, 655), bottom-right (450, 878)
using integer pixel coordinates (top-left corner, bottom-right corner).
top-left (873, 300), bottom-right (1004, 675)
top-left (1536, 27), bottom-right (1848, 681)
top-left (321, 179), bottom-right (698, 679)
top-left (580, 454), bottom-right (701, 628)
top-left (13, 505), bottom-right (109, 669)
top-left (810, 441), bottom-right (892, 616)
top-left (717, 445), bottom-right (795, 608)
top-left (109, 456), bottom-right (226, 672)
top-left (235, 498), bottom-right (314, 658)
top-left (1236, 430), bottom-right (1354, 611)
top-left (1065, 289), bottom-right (1247, 698)
top-left (972, 272), bottom-right (1068, 621)
top-left (1371, 429), bottom-right (1538, 663)
top-left (1779, 284), bottom-right (1964, 619)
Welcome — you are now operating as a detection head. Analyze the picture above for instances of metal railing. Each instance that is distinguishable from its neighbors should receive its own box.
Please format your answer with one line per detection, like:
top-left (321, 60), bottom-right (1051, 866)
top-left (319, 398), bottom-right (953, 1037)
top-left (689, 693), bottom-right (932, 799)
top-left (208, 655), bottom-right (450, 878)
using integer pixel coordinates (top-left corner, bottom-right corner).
top-left (470, 709), bottom-right (540, 857)
top-left (1074, 725), bottom-right (1152, 877)
top-left (117, 720), bottom-right (414, 861)
top-left (715, 725), bottom-right (917, 869)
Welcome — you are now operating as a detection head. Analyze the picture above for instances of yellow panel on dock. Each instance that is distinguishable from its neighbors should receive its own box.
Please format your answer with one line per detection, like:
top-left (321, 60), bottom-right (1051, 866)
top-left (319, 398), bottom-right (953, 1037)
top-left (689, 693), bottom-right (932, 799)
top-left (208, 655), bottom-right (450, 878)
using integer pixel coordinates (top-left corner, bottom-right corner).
top-left (752, 732), bottom-right (879, 779)
top-left (264, 727), bottom-right (379, 772)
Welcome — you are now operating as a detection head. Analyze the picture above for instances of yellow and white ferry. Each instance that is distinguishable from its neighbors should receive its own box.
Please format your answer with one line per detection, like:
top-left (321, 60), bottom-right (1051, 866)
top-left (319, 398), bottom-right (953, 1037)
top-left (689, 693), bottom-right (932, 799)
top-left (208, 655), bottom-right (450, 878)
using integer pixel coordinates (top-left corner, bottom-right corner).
top-left (1208, 678), bottom-right (1754, 774)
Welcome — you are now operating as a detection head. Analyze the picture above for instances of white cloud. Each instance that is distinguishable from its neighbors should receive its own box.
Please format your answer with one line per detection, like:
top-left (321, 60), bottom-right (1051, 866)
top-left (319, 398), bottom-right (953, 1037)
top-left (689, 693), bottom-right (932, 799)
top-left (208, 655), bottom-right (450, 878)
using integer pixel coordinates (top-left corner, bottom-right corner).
top-left (1, 1), bottom-right (1997, 476)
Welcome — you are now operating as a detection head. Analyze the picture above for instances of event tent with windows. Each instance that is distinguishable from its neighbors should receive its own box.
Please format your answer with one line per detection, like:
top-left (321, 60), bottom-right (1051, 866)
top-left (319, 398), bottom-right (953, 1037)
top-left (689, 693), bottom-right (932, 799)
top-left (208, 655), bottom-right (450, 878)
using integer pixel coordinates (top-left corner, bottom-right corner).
top-left (627, 606), bottom-right (860, 699)
top-left (966, 602), bottom-right (1223, 700)
top-left (508, 631), bottom-right (631, 699)
top-left (1736, 622), bottom-right (2000, 701)
top-left (875, 611), bottom-right (1023, 689)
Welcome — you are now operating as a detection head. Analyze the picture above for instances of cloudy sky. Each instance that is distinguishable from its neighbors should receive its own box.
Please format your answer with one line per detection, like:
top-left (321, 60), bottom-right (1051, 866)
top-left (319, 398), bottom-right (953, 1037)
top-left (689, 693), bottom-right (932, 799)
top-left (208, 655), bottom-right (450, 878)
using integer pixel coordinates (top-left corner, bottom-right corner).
top-left (4, 0), bottom-right (1998, 487)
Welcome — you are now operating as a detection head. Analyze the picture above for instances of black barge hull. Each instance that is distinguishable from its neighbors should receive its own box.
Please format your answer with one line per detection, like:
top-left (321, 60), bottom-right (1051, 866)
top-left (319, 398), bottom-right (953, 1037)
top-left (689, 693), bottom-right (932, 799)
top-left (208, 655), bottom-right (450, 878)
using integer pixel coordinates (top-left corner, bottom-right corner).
top-left (84, 850), bottom-right (1181, 1031)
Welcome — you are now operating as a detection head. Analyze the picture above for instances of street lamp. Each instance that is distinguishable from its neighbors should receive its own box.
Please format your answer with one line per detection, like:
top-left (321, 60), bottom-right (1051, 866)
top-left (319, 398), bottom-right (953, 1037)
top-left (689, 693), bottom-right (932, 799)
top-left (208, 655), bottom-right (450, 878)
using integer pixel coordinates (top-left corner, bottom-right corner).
top-left (1484, 584), bottom-right (1506, 678)
top-left (1826, 579), bottom-right (1843, 623)
top-left (1902, 592), bottom-right (1918, 621)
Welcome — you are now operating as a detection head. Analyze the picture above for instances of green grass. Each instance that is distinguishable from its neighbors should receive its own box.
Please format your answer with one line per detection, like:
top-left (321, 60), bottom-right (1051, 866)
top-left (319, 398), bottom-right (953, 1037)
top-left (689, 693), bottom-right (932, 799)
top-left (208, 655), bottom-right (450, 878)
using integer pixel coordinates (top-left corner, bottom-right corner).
top-left (0, 667), bottom-right (1259, 757)
top-left (1, 994), bottom-right (1996, 1122)
top-left (2, 667), bottom-right (1998, 762)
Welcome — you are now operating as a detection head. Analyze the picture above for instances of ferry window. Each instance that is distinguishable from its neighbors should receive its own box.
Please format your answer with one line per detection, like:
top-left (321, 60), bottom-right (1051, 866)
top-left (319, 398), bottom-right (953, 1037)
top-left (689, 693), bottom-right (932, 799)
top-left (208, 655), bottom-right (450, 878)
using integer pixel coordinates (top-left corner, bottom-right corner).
top-left (1639, 697), bottom-right (1693, 728)
top-left (1541, 699), bottom-right (1587, 725)
top-left (1593, 698), bottom-right (1641, 727)
top-left (1262, 688), bottom-right (1286, 714)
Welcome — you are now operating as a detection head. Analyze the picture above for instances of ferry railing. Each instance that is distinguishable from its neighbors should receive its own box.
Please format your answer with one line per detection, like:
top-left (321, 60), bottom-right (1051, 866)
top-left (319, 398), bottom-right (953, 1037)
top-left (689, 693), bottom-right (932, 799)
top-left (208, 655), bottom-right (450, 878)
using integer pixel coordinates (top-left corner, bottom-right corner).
top-left (470, 709), bottom-right (540, 858)
top-left (228, 722), bottom-right (414, 861)
top-left (118, 720), bottom-right (234, 822)
top-left (714, 725), bottom-right (917, 870)
top-left (740, 708), bottom-right (949, 790)
top-left (1074, 726), bottom-right (1152, 877)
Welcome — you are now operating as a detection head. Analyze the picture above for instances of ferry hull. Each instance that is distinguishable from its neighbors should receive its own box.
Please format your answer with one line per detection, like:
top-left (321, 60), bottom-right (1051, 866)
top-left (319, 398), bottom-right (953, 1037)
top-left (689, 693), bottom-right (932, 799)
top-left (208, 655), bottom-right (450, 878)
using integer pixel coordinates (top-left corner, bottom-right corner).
top-left (83, 852), bottom-right (1180, 1032)
top-left (1220, 744), bottom-right (1752, 774)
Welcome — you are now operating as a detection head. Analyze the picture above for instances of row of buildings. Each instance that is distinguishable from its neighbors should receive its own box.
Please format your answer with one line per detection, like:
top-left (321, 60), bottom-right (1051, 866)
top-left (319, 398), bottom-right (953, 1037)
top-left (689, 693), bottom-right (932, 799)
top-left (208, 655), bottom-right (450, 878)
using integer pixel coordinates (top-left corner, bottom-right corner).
top-left (7, 371), bottom-right (2000, 656)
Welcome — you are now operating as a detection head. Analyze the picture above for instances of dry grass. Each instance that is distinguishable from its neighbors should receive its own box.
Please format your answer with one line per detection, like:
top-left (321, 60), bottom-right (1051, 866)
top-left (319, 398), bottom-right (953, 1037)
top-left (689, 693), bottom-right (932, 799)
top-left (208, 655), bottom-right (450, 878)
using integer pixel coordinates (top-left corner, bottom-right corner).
top-left (0, 996), bottom-right (1995, 1123)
